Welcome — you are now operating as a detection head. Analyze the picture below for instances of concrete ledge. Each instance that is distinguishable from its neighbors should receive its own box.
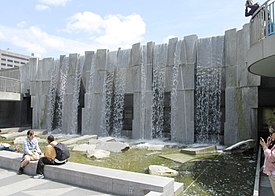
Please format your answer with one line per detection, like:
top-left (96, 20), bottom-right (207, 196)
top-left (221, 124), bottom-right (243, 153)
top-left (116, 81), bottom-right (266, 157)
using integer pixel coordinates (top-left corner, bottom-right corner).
top-left (0, 92), bottom-right (21, 101)
top-left (0, 151), bottom-right (183, 196)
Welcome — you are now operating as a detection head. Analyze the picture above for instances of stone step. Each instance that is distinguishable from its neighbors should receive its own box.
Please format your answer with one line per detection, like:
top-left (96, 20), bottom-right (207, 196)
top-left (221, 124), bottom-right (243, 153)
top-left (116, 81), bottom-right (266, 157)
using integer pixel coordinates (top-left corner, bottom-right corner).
top-left (0, 151), bottom-right (183, 196)
top-left (180, 145), bottom-right (217, 155)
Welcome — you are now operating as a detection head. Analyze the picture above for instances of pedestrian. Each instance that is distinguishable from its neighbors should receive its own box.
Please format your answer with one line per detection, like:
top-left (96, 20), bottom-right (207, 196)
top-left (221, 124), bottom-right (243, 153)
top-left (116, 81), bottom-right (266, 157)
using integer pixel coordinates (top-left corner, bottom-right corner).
top-left (260, 123), bottom-right (275, 194)
top-left (33, 135), bottom-right (65, 179)
top-left (18, 130), bottom-right (42, 175)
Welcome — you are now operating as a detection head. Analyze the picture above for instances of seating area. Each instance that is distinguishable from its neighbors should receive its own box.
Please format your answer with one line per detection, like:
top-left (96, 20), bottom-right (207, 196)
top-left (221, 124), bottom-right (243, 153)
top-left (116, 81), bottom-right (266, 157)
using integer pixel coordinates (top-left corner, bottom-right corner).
top-left (0, 151), bottom-right (183, 196)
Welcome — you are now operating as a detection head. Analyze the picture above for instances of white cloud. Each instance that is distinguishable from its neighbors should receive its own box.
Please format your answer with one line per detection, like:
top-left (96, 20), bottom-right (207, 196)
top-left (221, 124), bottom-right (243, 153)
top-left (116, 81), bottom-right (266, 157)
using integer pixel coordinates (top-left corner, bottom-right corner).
top-left (17, 21), bottom-right (28, 28)
top-left (65, 12), bottom-right (104, 33)
top-left (0, 25), bottom-right (91, 57)
top-left (0, 12), bottom-right (146, 58)
top-left (65, 11), bottom-right (146, 49)
top-left (35, 4), bottom-right (49, 11)
top-left (37, 0), bottom-right (70, 6)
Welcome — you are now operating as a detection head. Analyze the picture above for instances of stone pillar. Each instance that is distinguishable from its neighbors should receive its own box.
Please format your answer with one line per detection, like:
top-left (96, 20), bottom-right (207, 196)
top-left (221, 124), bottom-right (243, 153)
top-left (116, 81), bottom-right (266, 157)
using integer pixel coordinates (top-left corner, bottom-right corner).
top-left (171, 35), bottom-right (197, 144)
top-left (131, 43), bottom-right (143, 139)
top-left (61, 54), bottom-right (78, 133)
top-left (89, 49), bottom-right (108, 136)
top-left (224, 26), bottom-right (261, 146)
top-left (30, 58), bottom-right (53, 129)
top-left (81, 51), bottom-right (95, 135)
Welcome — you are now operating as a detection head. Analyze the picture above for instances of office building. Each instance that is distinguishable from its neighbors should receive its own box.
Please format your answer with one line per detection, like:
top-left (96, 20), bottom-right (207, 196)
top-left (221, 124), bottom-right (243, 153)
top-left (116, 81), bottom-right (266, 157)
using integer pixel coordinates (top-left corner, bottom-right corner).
top-left (0, 49), bottom-right (32, 70)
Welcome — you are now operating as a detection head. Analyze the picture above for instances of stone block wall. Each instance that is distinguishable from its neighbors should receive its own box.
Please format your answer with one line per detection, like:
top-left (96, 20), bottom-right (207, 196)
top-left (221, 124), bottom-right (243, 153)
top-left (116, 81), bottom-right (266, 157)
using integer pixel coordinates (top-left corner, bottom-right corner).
top-left (15, 24), bottom-right (261, 145)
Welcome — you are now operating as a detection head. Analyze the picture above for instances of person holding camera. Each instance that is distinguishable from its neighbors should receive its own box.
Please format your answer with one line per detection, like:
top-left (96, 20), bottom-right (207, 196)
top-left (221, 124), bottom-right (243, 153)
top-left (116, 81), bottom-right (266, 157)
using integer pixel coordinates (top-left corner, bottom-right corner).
top-left (260, 123), bottom-right (275, 194)
top-left (17, 130), bottom-right (42, 175)
top-left (245, 0), bottom-right (260, 18)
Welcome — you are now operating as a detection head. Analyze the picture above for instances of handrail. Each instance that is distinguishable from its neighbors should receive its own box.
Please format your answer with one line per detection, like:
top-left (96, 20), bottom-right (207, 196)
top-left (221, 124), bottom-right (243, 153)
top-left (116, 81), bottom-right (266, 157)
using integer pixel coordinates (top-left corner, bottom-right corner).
top-left (0, 76), bottom-right (21, 93)
top-left (250, 0), bottom-right (275, 46)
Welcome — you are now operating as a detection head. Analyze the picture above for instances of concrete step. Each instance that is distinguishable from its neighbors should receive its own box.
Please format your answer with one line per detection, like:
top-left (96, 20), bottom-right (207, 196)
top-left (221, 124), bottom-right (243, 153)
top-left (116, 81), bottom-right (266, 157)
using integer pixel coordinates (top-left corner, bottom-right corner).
top-left (0, 151), bottom-right (183, 196)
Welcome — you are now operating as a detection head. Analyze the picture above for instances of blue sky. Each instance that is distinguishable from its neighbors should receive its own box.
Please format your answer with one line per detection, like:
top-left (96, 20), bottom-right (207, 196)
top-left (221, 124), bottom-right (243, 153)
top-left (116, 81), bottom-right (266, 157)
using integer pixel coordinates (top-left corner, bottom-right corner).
top-left (0, 0), bottom-right (265, 58)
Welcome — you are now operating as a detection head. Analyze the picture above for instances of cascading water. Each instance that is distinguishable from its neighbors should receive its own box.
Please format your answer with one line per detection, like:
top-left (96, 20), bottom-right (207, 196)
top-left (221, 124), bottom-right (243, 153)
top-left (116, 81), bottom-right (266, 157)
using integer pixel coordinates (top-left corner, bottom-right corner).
top-left (69, 55), bottom-right (85, 134)
top-left (151, 44), bottom-right (168, 138)
top-left (195, 37), bottom-right (223, 144)
top-left (112, 49), bottom-right (129, 137)
top-left (46, 59), bottom-right (60, 132)
top-left (55, 56), bottom-right (69, 131)
top-left (170, 40), bottom-right (182, 139)
top-left (100, 51), bottom-right (116, 136)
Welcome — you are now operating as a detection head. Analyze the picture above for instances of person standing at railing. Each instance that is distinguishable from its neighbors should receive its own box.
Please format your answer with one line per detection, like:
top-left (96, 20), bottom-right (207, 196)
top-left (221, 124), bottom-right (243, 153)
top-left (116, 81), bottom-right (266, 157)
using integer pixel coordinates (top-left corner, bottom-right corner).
top-left (245, 0), bottom-right (260, 17)
top-left (260, 123), bottom-right (275, 195)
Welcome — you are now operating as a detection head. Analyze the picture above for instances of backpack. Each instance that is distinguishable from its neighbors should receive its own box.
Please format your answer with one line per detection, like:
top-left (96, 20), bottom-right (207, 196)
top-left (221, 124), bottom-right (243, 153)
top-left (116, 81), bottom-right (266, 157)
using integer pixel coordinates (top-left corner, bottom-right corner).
top-left (54, 143), bottom-right (70, 162)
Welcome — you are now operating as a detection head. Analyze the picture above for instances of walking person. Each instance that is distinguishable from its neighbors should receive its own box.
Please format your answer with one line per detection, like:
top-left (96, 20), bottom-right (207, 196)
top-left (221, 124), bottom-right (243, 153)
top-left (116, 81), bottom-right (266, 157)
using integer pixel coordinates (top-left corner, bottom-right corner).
top-left (33, 135), bottom-right (66, 179)
top-left (260, 123), bottom-right (275, 194)
top-left (18, 130), bottom-right (42, 175)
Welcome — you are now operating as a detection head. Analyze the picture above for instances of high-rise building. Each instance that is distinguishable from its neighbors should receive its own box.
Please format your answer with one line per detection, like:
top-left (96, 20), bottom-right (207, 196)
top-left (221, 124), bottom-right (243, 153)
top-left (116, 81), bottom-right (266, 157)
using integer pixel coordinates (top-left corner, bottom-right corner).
top-left (0, 49), bottom-right (33, 70)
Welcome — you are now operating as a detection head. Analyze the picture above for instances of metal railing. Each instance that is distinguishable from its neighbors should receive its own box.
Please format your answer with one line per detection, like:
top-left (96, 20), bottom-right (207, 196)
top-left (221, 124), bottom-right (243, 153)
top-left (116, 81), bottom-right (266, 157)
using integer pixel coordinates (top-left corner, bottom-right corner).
top-left (0, 76), bottom-right (21, 93)
top-left (250, 0), bottom-right (275, 46)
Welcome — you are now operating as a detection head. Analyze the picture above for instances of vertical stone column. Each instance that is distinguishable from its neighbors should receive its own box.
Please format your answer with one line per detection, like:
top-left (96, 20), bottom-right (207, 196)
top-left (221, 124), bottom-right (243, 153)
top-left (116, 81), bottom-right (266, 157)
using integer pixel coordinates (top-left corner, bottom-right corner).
top-left (224, 25), bottom-right (260, 146)
top-left (131, 43), bottom-right (143, 139)
top-left (144, 42), bottom-right (154, 139)
top-left (62, 54), bottom-right (78, 133)
top-left (30, 58), bottom-right (53, 129)
top-left (90, 49), bottom-right (108, 136)
top-left (81, 51), bottom-right (94, 135)
top-left (172, 35), bottom-right (197, 144)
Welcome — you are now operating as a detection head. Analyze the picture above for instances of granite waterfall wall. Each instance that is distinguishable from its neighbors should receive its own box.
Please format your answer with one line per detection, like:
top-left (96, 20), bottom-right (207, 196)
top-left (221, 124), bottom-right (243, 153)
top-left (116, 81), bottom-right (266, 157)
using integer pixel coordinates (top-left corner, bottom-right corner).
top-left (19, 24), bottom-right (261, 145)
top-left (224, 24), bottom-right (260, 146)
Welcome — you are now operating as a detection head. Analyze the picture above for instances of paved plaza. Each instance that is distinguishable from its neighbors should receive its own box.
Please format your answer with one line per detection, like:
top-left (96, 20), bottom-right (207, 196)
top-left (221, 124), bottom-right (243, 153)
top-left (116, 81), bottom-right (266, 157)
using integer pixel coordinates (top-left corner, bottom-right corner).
top-left (0, 168), bottom-right (112, 196)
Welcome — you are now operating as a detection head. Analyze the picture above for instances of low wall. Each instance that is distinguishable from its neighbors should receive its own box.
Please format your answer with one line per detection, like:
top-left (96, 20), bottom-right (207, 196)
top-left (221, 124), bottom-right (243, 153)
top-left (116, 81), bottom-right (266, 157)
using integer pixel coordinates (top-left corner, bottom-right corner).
top-left (0, 151), bottom-right (183, 196)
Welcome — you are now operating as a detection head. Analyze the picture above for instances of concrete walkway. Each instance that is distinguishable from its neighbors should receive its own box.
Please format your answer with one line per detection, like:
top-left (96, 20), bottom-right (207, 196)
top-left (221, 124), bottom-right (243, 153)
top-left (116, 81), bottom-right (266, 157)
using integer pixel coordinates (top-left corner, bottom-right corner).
top-left (0, 168), bottom-right (112, 196)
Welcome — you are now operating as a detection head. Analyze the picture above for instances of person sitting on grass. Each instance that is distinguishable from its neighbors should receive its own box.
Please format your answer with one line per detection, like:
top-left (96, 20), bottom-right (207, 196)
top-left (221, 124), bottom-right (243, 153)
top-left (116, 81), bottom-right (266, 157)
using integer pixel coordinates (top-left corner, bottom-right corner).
top-left (18, 130), bottom-right (42, 175)
top-left (33, 135), bottom-right (65, 179)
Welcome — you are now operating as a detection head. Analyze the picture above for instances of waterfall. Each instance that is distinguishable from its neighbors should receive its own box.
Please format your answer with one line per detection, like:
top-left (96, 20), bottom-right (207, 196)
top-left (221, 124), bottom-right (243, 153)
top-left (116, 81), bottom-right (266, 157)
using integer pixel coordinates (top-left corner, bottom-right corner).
top-left (55, 56), bottom-right (69, 131)
top-left (46, 59), bottom-right (59, 132)
top-left (151, 44), bottom-right (167, 138)
top-left (195, 37), bottom-right (223, 144)
top-left (112, 49), bottom-right (130, 137)
top-left (170, 40), bottom-right (181, 139)
top-left (100, 51), bottom-right (116, 136)
top-left (69, 55), bottom-right (85, 134)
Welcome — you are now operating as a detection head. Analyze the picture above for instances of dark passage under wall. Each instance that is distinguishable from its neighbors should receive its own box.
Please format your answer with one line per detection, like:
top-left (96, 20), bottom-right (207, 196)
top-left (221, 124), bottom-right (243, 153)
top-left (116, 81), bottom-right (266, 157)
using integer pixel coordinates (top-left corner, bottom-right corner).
top-left (0, 96), bottom-right (32, 128)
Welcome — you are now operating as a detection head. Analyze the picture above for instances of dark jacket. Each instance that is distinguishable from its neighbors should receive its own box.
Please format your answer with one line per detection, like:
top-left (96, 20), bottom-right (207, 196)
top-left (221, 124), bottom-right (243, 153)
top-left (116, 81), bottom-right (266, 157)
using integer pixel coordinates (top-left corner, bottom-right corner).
top-left (245, 3), bottom-right (260, 17)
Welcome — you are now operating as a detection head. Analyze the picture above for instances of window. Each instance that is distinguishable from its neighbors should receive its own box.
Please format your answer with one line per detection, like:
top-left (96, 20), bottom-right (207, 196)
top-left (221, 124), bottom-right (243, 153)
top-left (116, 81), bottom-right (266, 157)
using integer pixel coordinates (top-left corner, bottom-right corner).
top-left (1, 63), bottom-right (6, 66)
top-left (7, 64), bottom-right (13, 67)
top-left (1, 58), bottom-right (6, 61)
top-left (7, 59), bottom-right (13, 62)
top-left (14, 61), bottom-right (19, 64)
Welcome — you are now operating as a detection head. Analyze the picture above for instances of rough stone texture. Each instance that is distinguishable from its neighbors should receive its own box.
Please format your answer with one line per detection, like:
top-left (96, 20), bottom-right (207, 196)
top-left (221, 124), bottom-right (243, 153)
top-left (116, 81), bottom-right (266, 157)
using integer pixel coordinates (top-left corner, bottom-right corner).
top-left (13, 24), bottom-right (263, 146)
top-left (82, 51), bottom-right (94, 91)
top-left (167, 38), bottom-right (178, 66)
top-left (149, 165), bottom-right (179, 177)
top-left (171, 90), bottom-right (194, 144)
top-left (224, 27), bottom-right (260, 145)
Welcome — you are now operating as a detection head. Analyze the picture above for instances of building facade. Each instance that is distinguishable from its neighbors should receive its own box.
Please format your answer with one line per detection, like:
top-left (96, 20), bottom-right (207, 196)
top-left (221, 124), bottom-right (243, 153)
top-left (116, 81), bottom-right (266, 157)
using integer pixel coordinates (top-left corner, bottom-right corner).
top-left (0, 49), bottom-right (32, 70)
